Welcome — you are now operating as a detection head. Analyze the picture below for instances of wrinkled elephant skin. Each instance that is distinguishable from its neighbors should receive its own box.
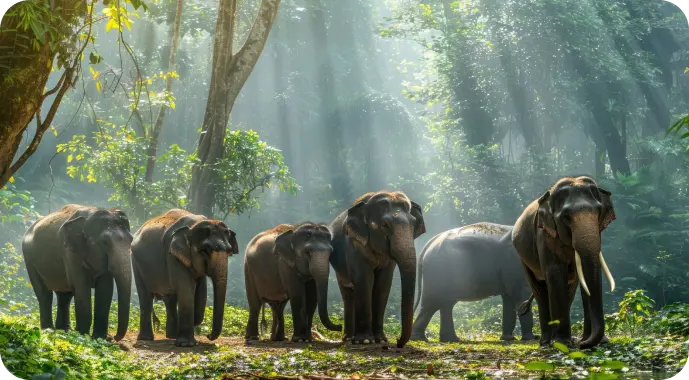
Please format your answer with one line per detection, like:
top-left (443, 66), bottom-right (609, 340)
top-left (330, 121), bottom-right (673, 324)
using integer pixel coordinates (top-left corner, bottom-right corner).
top-left (410, 223), bottom-right (535, 342)
top-left (131, 209), bottom-right (238, 347)
top-left (22, 204), bottom-right (133, 341)
top-left (244, 223), bottom-right (341, 343)
top-left (512, 176), bottom-right (616, 349)
top-left (329, 191), bottom-right (426, 348)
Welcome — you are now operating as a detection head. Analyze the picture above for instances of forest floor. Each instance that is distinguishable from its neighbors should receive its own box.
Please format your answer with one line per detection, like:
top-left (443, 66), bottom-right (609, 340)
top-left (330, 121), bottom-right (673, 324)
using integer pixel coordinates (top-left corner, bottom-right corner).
top-left (2, 313), bottom-right (688, 379)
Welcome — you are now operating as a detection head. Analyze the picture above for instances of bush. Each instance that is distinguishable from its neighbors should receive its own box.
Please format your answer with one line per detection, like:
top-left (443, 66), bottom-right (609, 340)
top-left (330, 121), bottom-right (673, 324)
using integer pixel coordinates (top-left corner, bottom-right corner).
top-left (654, 303), bottom-right (689, 337)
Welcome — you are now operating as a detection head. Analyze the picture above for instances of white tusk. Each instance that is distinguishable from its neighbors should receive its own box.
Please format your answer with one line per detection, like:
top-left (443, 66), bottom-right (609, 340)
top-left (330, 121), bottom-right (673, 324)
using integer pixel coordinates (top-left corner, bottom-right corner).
top-left (575, 251), bottom-right (591, 297)
top-left (599, 251), bottom-right (615, 293)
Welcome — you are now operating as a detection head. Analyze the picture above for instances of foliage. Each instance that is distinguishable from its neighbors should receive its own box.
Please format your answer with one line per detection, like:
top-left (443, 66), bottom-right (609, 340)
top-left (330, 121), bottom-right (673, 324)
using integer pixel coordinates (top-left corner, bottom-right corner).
top-left (211, 129), bottom-right (299, 218)
top-left (606, 290), bottom-right (656, 337)
top-left (56, 122), bottom-right (191, 223)
top-left (0, 179), bottom-right (39, 226)
top-left (599, 139), bottom-right (689, 305)
top-left (654, 303), bottom-right (689, 337)
top-left (56, 125), bottom-right (296, 223)
top-left (0, 243), bottom-right (34, 315)
top-left (0, 315), bottom-right (145, 379)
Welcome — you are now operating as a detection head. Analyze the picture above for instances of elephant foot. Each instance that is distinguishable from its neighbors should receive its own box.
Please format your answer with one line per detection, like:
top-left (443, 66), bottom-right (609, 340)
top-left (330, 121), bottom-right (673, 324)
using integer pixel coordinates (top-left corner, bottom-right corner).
top-left (521, 334), bottom-right (538, 342)
top-left (352, 333), bottom-right (375, 345)
top-left (500, 334), bottom-right (516, 341)
top-left (600, 335), bottom-right (609, 344)
top-left (374, 333), bottom-right (388, 344)
top-left (409, 333), bottom-right (428, 342)
top-left (439, 335), bottom-right (460, 343)
top-left (166, 332), bottom-right (178, 339)
top-left (552, 337), bottom-right (574, 348)
top-left (175, 337), bottom-right (197, 347)
top-left (271, 334), bottom-right (286, 342)
top-left (137, 333), bottom-right (154, 341)
top-left (342, 335), bottom-right (352, 342)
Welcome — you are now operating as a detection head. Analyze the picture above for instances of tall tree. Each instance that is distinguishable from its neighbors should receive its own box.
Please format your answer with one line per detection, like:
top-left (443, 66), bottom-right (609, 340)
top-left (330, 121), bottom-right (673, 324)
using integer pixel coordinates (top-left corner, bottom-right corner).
top-left (145, 0), bottom-right (185, 182)
top-left (188, 0), bottom-right (281, 215)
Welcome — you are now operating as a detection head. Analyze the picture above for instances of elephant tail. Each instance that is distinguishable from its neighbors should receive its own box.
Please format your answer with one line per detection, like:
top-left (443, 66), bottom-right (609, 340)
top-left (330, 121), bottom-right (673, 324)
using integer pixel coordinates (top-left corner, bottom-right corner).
top-left (152, 308), bottom-right (161, 332)
top-left (517, 293), bottom-right (535, 316)
top-left (260, 303), bottom-right (268, 336)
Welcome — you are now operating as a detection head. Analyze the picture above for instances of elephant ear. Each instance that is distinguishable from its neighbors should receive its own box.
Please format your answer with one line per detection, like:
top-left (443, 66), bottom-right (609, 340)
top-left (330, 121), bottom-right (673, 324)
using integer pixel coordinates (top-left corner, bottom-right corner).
top-left (219, 222), bottom-right (239, 255)
top-left (344, 201), bottom-right (368, 246)
top-left (273, 230), bottom-right (296, 268)
top-left (163, 216), bottom-right (197, 268)
top-left (410, 201), bottom-right (426, 239)
top-left (536, 191), bottom-right (557, 239)
top-left (167, 226), bottom-right (192, 267)
top-left (58, 212), bottom-right (91, 268)
top-left (598, 187), bottom-right (616, 232)
top-left (111, 209), bottom-right (131, 231)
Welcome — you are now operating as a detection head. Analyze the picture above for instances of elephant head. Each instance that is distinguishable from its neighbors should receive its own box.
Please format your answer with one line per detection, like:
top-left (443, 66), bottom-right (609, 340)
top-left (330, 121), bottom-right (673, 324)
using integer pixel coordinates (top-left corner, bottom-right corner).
top-left (274, 223), bottom-right (342, 332)
top-left (59, 208), bottom-right (133, 341)
top-left (536, 176), bottom-right (616, 348)
top-left (164, 218), bottom-right (238, 341)
top-left (344, 191), bottom-right (426, 348)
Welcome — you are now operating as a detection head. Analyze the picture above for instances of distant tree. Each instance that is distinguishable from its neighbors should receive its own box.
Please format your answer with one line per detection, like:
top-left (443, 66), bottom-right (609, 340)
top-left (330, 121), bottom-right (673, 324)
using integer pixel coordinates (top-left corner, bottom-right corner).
top-left (188, 0), bottom-right (281, 215)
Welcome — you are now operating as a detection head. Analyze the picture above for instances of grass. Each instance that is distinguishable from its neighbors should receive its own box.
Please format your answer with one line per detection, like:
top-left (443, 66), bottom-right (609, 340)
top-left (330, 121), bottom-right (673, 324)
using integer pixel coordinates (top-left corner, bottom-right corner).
top-left (1, 308), bottom-right (687, 380)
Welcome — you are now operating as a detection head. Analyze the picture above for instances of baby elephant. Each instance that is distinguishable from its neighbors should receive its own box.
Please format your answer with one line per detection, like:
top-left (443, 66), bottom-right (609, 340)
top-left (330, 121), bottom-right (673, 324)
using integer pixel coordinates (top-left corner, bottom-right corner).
top-left (244, 223), bottom-right (342, 342)
top-left (132, 209), bottom-right (238, 347)
top-left (410, 223), bottom-right (535, 342)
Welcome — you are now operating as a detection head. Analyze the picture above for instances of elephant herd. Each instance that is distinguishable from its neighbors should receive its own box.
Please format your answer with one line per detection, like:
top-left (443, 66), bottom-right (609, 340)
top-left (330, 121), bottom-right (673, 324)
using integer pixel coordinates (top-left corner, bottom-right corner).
top-left (20, 176), bottom-right (616, 350)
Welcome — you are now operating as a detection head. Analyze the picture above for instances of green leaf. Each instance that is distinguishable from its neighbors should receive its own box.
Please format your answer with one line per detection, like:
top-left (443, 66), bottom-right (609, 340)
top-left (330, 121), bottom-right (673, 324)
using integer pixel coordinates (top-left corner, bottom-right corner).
top-left (89, 52), bottom-right (103, 64)
top-left (548, 320), bottom-right (560, 325)
top-left (552, 341), bottom-right (569, 353)
top-left (600, 360), bottom-right (627, 370)
top-left (524, 361), bottom-right (555, 371)
top-left (568, 351), bottom-right (588, 359)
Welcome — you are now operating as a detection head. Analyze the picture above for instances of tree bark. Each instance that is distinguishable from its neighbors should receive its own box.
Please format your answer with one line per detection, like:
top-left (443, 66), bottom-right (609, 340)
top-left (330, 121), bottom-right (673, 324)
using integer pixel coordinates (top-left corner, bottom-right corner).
top-left (188, 0), bottom-right (281, 216)
top-left (0, 1), bottom-right (86, 188)
top-left (145, 0), bottom-right (185, 183)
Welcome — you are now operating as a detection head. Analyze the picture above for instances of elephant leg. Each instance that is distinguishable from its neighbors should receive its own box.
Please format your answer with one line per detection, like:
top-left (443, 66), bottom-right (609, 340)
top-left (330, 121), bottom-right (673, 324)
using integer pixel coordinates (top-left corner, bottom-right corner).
top-left (55, 292), bottom-right (73, 331)
top-left (579, 284), bottom-right (609, 344)
top-left (338, 281), bottom-right (354, 342)
top-left (175, 278), bottom-right (197, 347)
top-left (268, 302), bottom-right (279, 341)
top-left (244, 268), bottom-right (261, 341)
top-left (410, 298), bottom-right (439, 342)
top-left (72, 274), bottom-right (93, 336)
top-left (134, 265), bottom-right (154, 341)
top-left (522, 263), bottom-right (552, 346)
top-left (269, 301), bottom-right (287, 341)
top-left (305, 280), bottom-right (317, 341)
top-left (351, 272), bottom-right (374, 344)
top-left (193, 277), bottom-right (207, 327)
top-left (164, 296), bottom-right (179, 339)
top-left (500, 295), bottom-right (517, 341)
top-left (544, 263), bottom-right (572, 345)
top-left (26, 265), bottom-right (54, 330)
top-left (439, 303), bottom-right (459, 342)
top-left (288, 286), bottom-right (309, 342)
top-left (372, 264), bottom-right (395, 344)
top-left (92, 274), bottom-right (114, 340)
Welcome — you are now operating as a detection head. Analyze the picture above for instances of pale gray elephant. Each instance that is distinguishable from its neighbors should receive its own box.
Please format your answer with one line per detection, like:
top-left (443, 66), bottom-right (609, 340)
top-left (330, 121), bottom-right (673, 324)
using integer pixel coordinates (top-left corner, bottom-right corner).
top-left (410, 223), bottom-right (535, 342)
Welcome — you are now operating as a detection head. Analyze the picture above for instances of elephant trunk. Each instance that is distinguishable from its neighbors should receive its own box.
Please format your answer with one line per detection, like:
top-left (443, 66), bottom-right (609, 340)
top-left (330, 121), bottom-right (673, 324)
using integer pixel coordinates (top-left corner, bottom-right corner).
top-left (391, 226), bottom-right (417, 348)
top-left (112, 250), bottom-right (132, 341)
top-left (207, 253), bottom-right (228, 341)
top-left (309, 252), bottom-right (342, 332)
top-left (571, 212), bottom-right (605, 348)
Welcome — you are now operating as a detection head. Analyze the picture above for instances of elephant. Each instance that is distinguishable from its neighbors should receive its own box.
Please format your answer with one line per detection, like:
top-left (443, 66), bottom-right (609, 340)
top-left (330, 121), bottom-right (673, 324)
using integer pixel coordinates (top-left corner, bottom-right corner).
top-left (22, 204), bottom-right (133, 341)
top-left (131, 209), bottom-right (238, 347)
top-left (244, 223), bottom-right (342, 342)
top-left (512, 176), bottom-right (616, 349)
top-left (410, 223), bottom-right (535, 342)
top-left (329, 190), bottom-right (425, 348)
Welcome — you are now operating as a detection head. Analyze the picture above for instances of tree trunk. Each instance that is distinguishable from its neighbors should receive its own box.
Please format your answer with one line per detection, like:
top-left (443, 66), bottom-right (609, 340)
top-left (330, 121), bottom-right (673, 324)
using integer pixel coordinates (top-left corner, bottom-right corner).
top-left (0, 1), bottom-right (86, 188)
top-left (145, 0), bottom-right (185, 183)
top-left (188, 0), bottom-right (281, 215)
